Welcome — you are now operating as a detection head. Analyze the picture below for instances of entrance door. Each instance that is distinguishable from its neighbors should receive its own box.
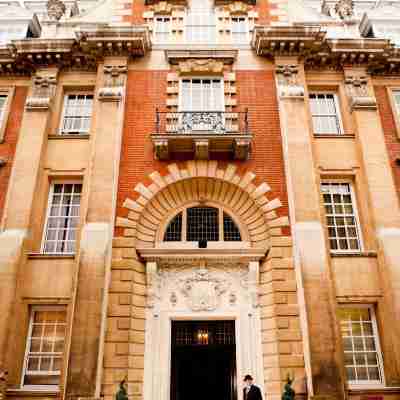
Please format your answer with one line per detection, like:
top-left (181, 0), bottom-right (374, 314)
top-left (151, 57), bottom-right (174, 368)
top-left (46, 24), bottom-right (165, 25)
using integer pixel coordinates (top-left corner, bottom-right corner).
top-left (171, 321), bottom-right (237, 400)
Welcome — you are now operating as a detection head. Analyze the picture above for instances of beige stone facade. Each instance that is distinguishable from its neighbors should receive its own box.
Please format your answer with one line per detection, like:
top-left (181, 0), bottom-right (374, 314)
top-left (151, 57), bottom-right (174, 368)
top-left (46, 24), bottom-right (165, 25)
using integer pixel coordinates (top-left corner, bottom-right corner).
top-left (1, 1), bottom-right (400, 400)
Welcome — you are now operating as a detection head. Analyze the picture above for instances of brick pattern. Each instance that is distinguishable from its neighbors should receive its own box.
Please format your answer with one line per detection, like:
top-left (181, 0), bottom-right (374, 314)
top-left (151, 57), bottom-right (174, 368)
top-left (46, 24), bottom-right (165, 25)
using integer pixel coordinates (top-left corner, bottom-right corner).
top-left (375, 85), bottom-right (400, 202)
top-left (0, 87), bottom-right (27, 223)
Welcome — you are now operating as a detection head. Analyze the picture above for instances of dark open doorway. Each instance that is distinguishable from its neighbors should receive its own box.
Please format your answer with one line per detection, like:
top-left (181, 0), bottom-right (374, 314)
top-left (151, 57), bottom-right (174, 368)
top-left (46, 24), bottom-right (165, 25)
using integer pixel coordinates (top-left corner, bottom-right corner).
top-left (171, 320), bottom-right (237, 400)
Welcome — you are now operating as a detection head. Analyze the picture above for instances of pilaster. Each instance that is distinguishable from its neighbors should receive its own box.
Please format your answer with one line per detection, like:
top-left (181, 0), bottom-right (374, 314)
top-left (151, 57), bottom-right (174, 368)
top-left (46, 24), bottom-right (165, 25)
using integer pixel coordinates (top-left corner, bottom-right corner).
top-left (344, 66), bottom-right (400, 379)
top-left (275, 57), bottom-right (344, 398)
top-left (0, 68), bottom-right (58, 370)
top-left (66, 57), bottom-right (129, 399)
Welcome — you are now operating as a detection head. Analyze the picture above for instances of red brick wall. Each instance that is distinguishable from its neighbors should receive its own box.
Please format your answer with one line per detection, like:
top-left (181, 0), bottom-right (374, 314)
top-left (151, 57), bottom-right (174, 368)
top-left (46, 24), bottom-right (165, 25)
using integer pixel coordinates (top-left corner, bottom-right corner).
top-left (116, 70), bottom-right (289, 234)
top-left (375, 85), bottom-right (400, 201)
top-left (0, 87), bottom-right (27, 223)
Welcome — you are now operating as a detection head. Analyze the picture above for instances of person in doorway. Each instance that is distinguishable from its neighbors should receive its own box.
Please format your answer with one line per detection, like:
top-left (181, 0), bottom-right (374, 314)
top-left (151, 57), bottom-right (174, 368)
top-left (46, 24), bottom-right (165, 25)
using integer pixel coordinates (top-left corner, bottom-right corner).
top-left (243, 374), bottom-right (263, 400)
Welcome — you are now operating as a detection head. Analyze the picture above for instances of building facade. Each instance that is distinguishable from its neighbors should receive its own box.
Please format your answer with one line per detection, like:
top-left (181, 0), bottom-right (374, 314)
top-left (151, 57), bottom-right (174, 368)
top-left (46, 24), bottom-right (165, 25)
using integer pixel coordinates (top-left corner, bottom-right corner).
top-left (1, 0), bottom-right (400, 400)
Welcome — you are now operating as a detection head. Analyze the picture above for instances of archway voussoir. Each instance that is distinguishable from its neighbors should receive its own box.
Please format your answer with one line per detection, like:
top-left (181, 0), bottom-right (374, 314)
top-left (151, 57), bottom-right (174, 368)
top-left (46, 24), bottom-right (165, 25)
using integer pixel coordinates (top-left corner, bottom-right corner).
top-left (224, 163), bottom-right (237, 181)
top-left (239, 171), bottom-right (256, 190)
top-left (266, 211), bottom-right (278, 221)
top-left (116, 217), bottom-right (137, 229)
top-left (207, 160), bottom-right (218, 177)
top-left (268, 216), bottom-right (290, 228)
top-left (134, 183), bottom-right (153, 200)
top-left (232, 175), bottom-right (241, 185)
top-left (167, 163), bottom-right (180, 181)
top-left (252, 183), bottom-right (271, 199)
top-left (136, 196), bottom-right (148, 207)
top-left (149, 171), bottom-right (166, 189)
top-left (187, 160), bottom-right (197, 177)
top-left (123, 198), bottom-right (143, 213)
top-left (256, 195), bottom-right (269, 207)
top-left (216, 169), bottom-right (225, 180)
top-left (262, 198), bottom-right (282, 213)
top-left (196, 160), bottom-right (208, 176)
top-left (181, 169), bottom-right (189, 179)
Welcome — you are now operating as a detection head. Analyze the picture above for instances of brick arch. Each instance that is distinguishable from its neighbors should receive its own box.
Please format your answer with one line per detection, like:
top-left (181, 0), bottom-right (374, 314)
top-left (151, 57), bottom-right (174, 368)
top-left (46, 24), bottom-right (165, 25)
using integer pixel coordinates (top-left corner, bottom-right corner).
top-left (115, 160), bottom-right (289, 248)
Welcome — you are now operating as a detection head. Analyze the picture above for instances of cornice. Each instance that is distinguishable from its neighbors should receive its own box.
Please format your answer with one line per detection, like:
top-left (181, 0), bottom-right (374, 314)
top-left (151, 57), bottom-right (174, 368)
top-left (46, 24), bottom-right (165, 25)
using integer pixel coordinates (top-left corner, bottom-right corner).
top-left (0, 26), bottom-right (151, 76)
top-left (252, 25), bottom-right (400, 75)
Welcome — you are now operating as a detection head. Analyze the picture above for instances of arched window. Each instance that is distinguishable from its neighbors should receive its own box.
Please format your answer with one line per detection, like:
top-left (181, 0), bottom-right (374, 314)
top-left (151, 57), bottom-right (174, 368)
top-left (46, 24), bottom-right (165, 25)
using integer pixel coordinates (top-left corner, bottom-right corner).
top-left (163, 206), bottom-right (241, 242)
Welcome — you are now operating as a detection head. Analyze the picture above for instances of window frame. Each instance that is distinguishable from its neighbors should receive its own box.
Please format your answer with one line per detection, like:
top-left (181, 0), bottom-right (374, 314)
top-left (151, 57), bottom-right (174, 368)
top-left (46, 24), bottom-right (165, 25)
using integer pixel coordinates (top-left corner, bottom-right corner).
top-left (388, 87), bottom-right (400, 139)
top-left (338, 304), bottom-right (385, 388)
top-left (159, 203), bottom-right (246, 244)
top-left (321, 180), bottom-right (364, 254)
top-left (41, 181), bottom-right (83, 255)
top-left (58, 92), bottom-right (94, 136)
top-left (178, 77), bottom-right (225, 112)
top-left (230, 16), bottom-right (250, 44)
top-left (308, 91), bottom-right (344, 135)
top-left (21, 305), bottom-right (67, 391)
top-left (0, 87), bottom-right (15, 143)
top-left (153, 15), bottom-right (172, 43)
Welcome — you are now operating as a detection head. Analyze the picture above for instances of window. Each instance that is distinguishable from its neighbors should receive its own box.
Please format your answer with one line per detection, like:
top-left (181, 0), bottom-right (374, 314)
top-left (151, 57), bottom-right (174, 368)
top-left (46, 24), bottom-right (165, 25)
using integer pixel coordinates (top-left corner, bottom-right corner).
top-left (163, 206), bottom-right (242, 243)
top-left (231, 17), bottom-right (249, 43)
top-left (309, 93), bottom-right (342, 134)
top-left (42, 183), bottom-right (82, 254)
top-left (60, 94), bottom-right (93, 135)
top-left (185, 0), bottom-right (216, 43)
top-left (154, 16), bottom-right (171, 43)
top-left (338, 306), bottom-right (384, 386)
top-left (393, 90), bottom-right (400, 117)
top-left (180, 78), bottom-right (224, 112)
top-left (0, 94), bottom-right (7, 127)
top-left (22, 308), bottom-right (66, 388)
top-left (321, 182), bottom-right (362, 252)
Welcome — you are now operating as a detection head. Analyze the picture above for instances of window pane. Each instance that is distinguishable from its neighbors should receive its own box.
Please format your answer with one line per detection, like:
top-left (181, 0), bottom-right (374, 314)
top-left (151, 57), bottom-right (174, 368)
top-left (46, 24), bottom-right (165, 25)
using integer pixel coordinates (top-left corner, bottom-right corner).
top-left (23, 309), bottom-right (66, 387)
top-left (186, 206), bottom-right (219, 242)
top-left (223, 212), bottom-right (241, 241)
top-left (309, 93), bottom-right (341, 134)
top-left (321, 183), bottom-right (361, 252)
top-left (60, 94), bottom-right (93, 135)
top-left (164, 212), bottom-right (182, 241)
top-left (338, 307), bottom-right (383, 384)
top-left (42, 183), bottom-right (82, 254)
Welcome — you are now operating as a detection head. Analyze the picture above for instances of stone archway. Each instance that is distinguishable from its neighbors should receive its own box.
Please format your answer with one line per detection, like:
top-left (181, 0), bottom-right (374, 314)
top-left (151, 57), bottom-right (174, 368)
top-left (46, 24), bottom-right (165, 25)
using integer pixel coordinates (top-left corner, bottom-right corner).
top-left (105, 161), bottom-right (306, 400)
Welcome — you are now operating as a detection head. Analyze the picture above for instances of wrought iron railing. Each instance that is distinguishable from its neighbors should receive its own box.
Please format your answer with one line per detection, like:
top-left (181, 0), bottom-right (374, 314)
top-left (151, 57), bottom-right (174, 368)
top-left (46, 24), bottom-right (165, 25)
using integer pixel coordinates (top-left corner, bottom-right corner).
top-left (155, 110), bottom-right (249, 135)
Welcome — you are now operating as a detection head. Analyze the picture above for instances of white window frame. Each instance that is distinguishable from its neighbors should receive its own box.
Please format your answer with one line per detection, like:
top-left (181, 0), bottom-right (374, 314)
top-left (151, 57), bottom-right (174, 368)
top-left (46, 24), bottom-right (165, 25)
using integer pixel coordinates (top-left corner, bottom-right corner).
top-left (153, 16), bottom-right (171, 43)
top-left (309, 91), bottom-right (344, 135)
top-left (41, 181), bottom-right (83, 255)
top-left (58, 93), bottom-right (94, 135)
top-left (230, 16), bottom-right (249, 44)
top-left (321, 181), bottom-right (364, 254)
top-left (21, 306), bottom-right (67, 391)
top-left (178, 77), bottom-right (225, 112)
top-left (0, 87), bottom-right (14, 143)
top-left (339, 304), bottom-right (385, 388)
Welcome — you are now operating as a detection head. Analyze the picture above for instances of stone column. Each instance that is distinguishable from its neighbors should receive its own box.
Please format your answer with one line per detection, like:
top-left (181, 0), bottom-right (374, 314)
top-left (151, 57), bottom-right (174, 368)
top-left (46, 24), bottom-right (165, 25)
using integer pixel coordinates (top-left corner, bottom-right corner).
top-left (345, 67), bottom-right (400, 377)
top-left (65, 58), bottom-right (128, 399)
top-left (0, 68), bottom-right (58, 370)
top-left (274, 57), bottom-right (344, 398)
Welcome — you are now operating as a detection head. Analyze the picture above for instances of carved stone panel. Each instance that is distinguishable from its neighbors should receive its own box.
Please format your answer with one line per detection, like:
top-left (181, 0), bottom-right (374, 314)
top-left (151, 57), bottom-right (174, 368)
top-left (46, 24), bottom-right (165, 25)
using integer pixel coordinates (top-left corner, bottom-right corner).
top-left (344, 71), bottom-right (377, 110)
top-left (275, 64), bottom-right (305, 98)
top-left (25, 71), bottom-right (58, 110)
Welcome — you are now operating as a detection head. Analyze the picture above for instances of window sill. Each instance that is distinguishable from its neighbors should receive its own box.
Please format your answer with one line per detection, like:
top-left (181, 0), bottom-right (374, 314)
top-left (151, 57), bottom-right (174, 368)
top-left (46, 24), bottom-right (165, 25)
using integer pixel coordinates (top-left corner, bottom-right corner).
top-left (314, 133), bottom-right (355, 139)
top-left (348, 386), bottom-right (400, 394)
top-left (330, 251), bottom-right (377, 258)
top-left (27, 253), bottom-right (75, 260)
top-left (48, 134), bottom-right (90, 140)
top-left (7, 388), bottom-right (60, 397)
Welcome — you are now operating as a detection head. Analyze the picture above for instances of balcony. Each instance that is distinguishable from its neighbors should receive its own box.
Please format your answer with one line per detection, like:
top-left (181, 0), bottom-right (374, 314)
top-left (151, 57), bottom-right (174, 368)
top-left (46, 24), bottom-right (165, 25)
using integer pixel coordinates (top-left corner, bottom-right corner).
top-left (151, 110), bottom-right (252, 160)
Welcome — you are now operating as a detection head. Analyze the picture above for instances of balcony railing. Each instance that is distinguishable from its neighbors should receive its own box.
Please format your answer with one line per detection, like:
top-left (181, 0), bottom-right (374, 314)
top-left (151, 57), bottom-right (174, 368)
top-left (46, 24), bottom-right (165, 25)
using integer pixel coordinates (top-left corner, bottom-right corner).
top-left (152, 109), bottom-right (252, 160)
top-left (155, 110), bottom-right (249, 134)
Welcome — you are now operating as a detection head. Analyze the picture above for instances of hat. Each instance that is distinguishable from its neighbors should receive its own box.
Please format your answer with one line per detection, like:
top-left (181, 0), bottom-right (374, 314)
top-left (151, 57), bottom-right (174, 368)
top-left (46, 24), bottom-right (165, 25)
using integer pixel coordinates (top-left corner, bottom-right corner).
top-left (244, 375), bottom-right (253, 381)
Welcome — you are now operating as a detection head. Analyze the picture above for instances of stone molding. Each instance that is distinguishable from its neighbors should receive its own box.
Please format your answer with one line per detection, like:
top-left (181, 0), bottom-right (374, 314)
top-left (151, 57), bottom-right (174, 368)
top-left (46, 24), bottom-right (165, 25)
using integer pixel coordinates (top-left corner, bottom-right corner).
top-left (0, 27), bottom-right (150, 75)
top-left (165, 49), bottom-right (237, 66)
top-left (98, 65), bottom-right (128, 102)
top-left (25, 71), bottom-right (58, 110)
top-left (275, 64), bottom-right (305, 98)
top-left (252, 25), bottom-right (399, 75)
top-left (178, 59), bottom-right (224, 74)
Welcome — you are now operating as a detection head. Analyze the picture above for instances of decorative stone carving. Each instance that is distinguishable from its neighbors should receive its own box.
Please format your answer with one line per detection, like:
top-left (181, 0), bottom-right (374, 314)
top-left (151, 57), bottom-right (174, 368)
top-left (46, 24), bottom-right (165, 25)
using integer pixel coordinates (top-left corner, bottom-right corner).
top-left (178, 267), bottom-right (229, 311)
top-left (344, 73), bottom-right (377, 110)
top-left (153, 138), bottom-right (169, 160)
top-left (241, 261), bottom-right (260, 308)
top-left (227, 1), bottom-right (250, 14)
top-left (46, 0), bottom-right (66, 21)
top-left (98, 65), bottom-right (127, 101)
top-left (178, 59), bottom-right (224, 74)
top-left (146, 262), bottom-right (161, 308)
top-left (152, 1), bottom-right (173, 14)
top-left (25, 72), bottom-right (57, 110)
top-left (333, 0), bottom-right (354, 20)
top-left (275, 64), bottom-right (304, 98)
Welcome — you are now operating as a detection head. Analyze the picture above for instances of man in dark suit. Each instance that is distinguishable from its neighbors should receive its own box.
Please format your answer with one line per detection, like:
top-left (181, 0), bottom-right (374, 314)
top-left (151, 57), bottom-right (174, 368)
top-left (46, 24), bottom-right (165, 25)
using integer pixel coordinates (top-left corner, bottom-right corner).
top-left (243, 374), bottom-right (263, 400)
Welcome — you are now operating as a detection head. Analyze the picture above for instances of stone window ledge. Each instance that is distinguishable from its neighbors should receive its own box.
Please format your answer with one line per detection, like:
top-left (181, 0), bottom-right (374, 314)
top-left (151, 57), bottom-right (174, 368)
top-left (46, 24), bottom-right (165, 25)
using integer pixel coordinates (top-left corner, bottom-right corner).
top-left (7, 388), bottom-right (59, 397)
top-left (314, 133), bottom-right (355, 139)
top-left (27, 253), bottom-right (75, 260)
top-left (48, 134), bottom-right (90, 140)
top-left (331, 251), bottom-right (377, 258)
top-left (348, 386), bottom-right (400, 394)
